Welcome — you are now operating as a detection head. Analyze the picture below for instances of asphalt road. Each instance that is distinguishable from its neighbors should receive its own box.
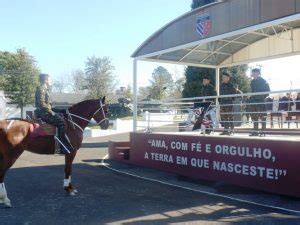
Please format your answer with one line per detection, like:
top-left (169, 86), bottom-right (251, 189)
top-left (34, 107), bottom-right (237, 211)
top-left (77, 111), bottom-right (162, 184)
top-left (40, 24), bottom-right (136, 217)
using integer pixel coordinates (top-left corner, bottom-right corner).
top-left (0, 132), bottom-right (300, 225)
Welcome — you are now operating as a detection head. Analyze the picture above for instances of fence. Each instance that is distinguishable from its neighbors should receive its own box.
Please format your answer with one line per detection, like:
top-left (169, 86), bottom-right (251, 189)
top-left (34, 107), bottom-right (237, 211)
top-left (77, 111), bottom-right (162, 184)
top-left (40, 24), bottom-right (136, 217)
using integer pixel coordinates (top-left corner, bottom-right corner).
top-left (136, 89), bottom-right (300, 136)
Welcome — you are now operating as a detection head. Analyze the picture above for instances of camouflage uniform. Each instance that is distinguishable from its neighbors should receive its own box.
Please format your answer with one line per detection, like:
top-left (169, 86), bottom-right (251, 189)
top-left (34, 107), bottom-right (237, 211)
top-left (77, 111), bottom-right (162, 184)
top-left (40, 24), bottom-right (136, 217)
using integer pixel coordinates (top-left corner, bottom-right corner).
top-left (250, 77), bottom-right (270, 131)
top-left (35, 84), bottom-right (64, 127)
top-left (219, 82), bottom-right (236, 131)
top-left (35, 84), bottom-right (73, 153)
top-left (201, 84), bottom-right (217, 103)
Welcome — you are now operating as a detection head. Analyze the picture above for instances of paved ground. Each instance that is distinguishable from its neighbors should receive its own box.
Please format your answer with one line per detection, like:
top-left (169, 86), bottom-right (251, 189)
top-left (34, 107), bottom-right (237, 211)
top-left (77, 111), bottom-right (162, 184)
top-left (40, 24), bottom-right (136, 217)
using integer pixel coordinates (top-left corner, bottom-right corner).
top-left (1, 132), bottom-right (300, 225)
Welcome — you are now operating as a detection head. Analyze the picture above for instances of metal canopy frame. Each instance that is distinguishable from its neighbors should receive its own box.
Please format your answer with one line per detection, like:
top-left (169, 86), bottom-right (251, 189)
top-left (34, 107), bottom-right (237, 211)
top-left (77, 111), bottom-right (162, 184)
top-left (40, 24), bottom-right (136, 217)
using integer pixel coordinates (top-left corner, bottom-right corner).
top-left (131, 13), bottom-right (300, 131)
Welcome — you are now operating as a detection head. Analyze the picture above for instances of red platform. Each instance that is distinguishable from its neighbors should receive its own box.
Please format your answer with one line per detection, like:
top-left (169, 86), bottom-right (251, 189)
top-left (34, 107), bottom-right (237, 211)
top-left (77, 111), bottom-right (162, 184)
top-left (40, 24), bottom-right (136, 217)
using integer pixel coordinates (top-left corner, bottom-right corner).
top-left (109, 132), bottom-right (300, 198)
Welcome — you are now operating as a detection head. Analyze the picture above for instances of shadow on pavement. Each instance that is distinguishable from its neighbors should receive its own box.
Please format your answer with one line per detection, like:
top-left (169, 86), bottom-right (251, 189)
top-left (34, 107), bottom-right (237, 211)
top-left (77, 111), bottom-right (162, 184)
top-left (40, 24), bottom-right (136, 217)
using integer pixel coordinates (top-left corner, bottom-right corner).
top-left (1, 163), bottom-right (299, 225)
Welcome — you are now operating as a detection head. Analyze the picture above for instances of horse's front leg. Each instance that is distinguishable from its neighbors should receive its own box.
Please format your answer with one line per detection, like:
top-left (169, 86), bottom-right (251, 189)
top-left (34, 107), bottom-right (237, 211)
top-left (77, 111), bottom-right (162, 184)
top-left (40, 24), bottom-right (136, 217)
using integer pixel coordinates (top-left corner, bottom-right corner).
top-left (64, 151), bottom-right (77, 196)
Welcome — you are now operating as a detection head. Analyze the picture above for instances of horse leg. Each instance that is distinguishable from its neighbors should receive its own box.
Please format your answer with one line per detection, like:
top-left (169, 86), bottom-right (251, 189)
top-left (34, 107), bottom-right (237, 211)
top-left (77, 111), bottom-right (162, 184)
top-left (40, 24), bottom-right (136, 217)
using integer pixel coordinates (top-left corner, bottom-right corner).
top-left (64, 151), bottom-right (77, 196)
top-left (0, 160), bottom-right (11, 208)
top-left (0, 148), bottom-right (24, 208)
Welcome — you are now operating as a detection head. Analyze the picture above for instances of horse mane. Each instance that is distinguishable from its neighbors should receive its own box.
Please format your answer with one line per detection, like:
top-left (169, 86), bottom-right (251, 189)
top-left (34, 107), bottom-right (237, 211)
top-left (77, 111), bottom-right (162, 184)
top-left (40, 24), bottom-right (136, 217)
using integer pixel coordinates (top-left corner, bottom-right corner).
top-left (3, 99), bottom-right (99, 123)
top-left (68, 99), bottom-right (97, 111)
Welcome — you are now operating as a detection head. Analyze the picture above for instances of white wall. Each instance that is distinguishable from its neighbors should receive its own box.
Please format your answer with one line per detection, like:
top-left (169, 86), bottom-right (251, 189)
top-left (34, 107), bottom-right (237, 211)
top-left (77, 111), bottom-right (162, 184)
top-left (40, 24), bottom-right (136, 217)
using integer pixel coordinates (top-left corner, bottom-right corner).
top-left (6, 104), bottom-right (35, 119)
top-left (0, 91), bottom-right (6, 120)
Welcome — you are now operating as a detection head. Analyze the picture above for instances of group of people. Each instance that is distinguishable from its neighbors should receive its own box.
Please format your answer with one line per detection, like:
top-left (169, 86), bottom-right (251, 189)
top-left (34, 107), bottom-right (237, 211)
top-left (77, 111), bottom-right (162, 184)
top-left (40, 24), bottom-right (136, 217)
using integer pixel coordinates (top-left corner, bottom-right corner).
top-left (277, 92), bottom-right (300, 112)
top-left (199, 68), bottom-right (270, 136)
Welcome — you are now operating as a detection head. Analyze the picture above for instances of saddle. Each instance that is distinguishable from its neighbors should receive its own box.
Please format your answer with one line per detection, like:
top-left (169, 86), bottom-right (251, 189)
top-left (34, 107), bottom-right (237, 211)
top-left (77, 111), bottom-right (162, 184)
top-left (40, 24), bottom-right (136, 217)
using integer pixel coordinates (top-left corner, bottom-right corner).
top-left (29, 120), bottom-right (57, 138)
top-left (28, 110), bottom-right (68, 138)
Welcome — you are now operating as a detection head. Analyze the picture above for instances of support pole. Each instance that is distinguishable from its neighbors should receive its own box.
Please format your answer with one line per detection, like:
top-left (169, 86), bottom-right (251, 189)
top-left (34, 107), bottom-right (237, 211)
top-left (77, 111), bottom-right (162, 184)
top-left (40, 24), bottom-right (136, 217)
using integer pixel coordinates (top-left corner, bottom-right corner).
top-left (216, 67), bottom-right (220, 96)
top-left (133, 59), bottom-right (138, 132)
top-left (215, 67), bottom-right (220, 127)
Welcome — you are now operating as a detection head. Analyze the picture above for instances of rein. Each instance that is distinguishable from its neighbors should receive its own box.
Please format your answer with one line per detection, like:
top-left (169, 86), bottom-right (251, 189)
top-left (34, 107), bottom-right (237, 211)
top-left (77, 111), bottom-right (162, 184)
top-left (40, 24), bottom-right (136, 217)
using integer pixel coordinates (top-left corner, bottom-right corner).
top-left (65, 100), bottom-right (108, 132)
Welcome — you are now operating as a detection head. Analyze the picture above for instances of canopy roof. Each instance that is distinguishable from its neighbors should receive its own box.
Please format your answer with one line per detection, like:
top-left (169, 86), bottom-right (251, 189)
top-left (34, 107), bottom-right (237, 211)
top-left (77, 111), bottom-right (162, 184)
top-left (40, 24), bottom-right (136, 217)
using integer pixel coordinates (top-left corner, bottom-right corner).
top-left (132, 0), bottom-right (300, 68)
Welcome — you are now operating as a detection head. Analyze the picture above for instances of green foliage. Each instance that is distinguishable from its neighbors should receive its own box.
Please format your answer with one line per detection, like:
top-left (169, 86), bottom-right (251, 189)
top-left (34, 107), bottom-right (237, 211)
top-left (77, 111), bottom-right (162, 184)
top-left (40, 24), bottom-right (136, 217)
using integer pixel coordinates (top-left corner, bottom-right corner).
top-left (0, 49), bottom-right (39, 117)
top-left (138, 86), bottom-right (151, 100)
top-left (221, 65), bottom-right (250, 93)
top-left (171, 77), bottom-right (186, 98)
top-left (182, 67), bottom-right (215, 98)
top-left (124, 84), bottom-right (132, 100)
top-left (191, 0), bottom-right (214, 9)
top-left (148, 66), bottom-right (174, 100)
top-left (84, 56), bottom-right (117, 100)
top-left (71, 69), bottom-right (86, 93)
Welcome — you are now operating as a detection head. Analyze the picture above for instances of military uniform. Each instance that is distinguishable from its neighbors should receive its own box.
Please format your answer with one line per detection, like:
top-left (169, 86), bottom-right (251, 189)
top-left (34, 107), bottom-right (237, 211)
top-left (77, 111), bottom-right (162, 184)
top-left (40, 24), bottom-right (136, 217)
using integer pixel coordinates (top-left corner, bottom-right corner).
top-left (201, 84), bottom-right (217, 103)
top-left (219, 82), bottom-right (236, 131)
top-left (35, 83), bottom-right (73, 153)
top-left (250, 76), bottom-right (270, 132)
top-left (35, 84), bottom-right (64, 127)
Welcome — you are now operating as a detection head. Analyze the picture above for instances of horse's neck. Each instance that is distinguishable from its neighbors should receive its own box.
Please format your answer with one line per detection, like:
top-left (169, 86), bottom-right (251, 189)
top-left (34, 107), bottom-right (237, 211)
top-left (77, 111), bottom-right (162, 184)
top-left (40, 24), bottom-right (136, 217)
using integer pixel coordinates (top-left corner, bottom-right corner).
top-left (67, 103), bottom-right (96, 131)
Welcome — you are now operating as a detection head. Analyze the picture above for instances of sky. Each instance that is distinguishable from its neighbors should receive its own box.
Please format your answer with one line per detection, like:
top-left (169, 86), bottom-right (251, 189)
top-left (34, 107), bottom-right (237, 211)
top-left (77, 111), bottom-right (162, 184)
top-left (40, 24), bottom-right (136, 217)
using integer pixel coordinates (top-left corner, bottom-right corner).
top-left (0, 0), bottom-right (299, 92)
top-left (0, 0), bottom-right (189, 88)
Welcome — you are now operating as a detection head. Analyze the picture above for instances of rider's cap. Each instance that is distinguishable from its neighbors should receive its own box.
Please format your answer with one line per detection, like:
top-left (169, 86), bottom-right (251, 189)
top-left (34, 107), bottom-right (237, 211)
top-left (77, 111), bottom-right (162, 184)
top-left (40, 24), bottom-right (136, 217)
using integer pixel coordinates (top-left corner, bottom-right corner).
top-left (39, 73), bottom-right (49, 82)
top-left (222, 71), bottom-right (231, 77)
top-left (202, 75), bottom-right (210, 80)
top-left (251, 68), bottom-right (261, 74)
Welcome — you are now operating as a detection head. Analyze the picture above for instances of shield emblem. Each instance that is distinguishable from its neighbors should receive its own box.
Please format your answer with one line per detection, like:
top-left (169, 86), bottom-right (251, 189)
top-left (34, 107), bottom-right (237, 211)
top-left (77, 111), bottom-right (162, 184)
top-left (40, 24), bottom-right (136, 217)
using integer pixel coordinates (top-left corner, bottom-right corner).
top-left (196, 12), bottom-right (211, 38)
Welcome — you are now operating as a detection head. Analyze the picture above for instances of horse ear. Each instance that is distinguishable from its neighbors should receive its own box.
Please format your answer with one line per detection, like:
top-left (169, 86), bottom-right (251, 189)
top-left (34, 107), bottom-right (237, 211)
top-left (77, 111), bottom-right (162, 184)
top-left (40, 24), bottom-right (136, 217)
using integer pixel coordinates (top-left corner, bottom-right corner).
top-left (101, 96), bottom-right (106, 104)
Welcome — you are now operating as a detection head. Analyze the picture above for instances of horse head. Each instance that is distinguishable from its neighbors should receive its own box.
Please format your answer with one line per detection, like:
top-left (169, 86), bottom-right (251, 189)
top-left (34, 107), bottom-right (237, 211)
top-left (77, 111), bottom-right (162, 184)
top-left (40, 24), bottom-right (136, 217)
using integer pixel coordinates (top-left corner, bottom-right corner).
top-left (92, 96), bottom-right (109, 130)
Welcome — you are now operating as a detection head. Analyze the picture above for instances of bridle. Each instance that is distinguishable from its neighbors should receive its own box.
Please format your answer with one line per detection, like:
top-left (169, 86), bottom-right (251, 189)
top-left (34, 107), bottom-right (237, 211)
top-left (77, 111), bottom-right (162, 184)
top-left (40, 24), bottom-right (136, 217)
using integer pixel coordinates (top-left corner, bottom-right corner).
top-left (65, 99), bottom-right (108, 132)
top-left (92, 100), bottom-right (108, 126)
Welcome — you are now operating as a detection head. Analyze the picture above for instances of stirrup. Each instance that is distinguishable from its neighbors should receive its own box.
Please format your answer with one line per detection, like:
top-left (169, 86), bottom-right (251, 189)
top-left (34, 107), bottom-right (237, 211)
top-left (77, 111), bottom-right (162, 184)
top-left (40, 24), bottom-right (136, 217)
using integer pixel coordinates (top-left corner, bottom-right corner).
top-left (54, 136), bottom-right (71, 154)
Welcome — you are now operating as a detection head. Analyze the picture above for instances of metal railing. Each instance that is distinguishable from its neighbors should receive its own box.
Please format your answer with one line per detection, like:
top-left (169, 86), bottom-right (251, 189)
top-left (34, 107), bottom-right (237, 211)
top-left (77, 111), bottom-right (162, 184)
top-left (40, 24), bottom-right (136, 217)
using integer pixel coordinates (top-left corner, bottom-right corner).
top-left (136, 89), bottom-right (300, 136)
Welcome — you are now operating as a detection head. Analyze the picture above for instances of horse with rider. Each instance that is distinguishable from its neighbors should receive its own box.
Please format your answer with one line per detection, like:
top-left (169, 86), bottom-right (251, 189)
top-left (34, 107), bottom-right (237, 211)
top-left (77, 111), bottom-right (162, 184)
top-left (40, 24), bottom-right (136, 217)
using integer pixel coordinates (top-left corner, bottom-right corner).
top-left (0, 73), bottom-right (109, 207)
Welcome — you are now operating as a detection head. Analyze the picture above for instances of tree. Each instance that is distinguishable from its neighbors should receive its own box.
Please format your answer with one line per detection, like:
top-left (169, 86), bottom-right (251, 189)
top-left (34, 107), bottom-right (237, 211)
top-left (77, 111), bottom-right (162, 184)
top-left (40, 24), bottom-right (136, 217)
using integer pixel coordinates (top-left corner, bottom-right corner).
top-left (171, 77), bottom-right (186, 99)
top-left (52, 73), bottom-right (73, 93)
top-left (221, 65), bottom-right (250, 93)
top-left (191, 0), bottom-right (214, 9)
top-left (70, 69), bottom-right (87, 93)
top-left (138, 86), bottom-right (151, 101)
top-left (182, 67), bottom-right (215, 98)
top-left (84, 56), bottom-right (117, 100)
top-left (0, 49), bottom-right (39, 118)
top-left (148, 66), bottom-right (173, 100)
top-left (124, 84), bottom-right (132, 100)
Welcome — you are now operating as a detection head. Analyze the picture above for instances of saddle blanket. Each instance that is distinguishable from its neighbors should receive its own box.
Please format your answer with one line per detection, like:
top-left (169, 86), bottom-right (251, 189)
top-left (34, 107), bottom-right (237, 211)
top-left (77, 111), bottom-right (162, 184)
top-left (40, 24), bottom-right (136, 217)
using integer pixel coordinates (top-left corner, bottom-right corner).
top-left (29, 123), bottom-right (63, 154)
top-left (29, 123), bottom-right (56, 138)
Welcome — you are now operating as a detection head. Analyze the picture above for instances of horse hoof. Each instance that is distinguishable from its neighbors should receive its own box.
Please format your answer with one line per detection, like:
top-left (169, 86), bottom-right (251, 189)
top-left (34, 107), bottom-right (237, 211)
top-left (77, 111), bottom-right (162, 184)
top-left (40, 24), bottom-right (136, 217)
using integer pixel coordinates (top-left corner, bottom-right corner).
top-left (69, 191), bottom-right (76, 196)
top-left (4, 201), bottom-right (12, 208)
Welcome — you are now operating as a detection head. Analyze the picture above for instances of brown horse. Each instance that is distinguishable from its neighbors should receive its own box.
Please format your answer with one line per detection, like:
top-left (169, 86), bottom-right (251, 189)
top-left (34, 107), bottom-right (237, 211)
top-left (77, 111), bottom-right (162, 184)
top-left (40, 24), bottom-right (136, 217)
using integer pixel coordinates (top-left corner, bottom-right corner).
top-left (0, 97), bottom-right (109, 207)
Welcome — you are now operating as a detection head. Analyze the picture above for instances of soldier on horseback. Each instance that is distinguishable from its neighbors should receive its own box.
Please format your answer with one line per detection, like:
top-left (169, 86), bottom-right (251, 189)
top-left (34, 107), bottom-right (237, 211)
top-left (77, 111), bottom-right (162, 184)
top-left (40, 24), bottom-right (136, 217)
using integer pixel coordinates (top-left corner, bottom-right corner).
top-left (34, 73), bottom-right (74, 154)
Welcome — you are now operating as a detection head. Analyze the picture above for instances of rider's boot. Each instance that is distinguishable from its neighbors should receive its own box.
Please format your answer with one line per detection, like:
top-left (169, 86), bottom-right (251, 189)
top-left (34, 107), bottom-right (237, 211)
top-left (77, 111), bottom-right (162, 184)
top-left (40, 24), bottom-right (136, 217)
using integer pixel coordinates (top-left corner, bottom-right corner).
top-left (57, 125), bottom-right (74, 154)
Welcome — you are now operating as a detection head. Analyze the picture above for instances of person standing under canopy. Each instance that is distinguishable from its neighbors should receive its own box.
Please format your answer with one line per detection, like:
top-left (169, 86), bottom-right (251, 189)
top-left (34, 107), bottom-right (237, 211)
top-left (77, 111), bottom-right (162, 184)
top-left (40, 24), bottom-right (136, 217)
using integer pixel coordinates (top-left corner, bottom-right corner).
top-left (249, 68), bottom-right (270, 136)
top-left (201, 75), bottom-right (216, 103)
top-left (219, 72), bottom-right (236, 135)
